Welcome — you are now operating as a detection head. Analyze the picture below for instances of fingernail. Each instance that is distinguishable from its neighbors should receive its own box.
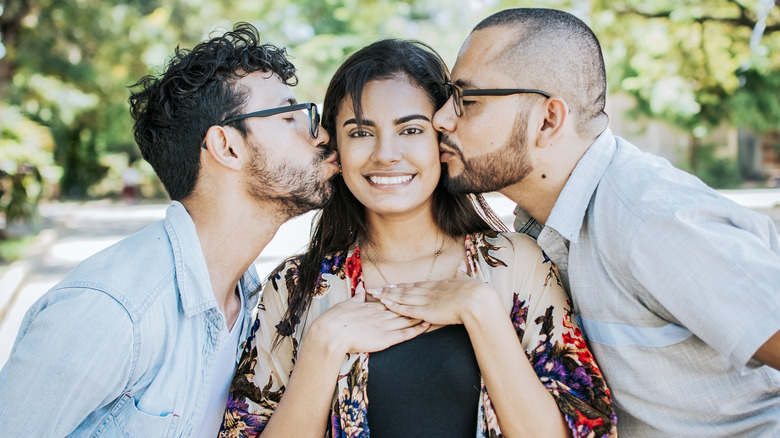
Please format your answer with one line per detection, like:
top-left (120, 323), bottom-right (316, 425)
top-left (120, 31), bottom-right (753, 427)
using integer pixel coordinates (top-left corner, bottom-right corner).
top-left (367, 288), bottom-right (381, 296)
top-left (380, 298), bottom-right (392, 307)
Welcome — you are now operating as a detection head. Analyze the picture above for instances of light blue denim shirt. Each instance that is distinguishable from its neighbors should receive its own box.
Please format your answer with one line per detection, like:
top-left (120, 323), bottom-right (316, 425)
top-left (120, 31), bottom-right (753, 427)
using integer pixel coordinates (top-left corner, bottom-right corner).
top-left (0, 201), bottom-right (260, 437)
top-left (515, 129), bottom-right (780, 437)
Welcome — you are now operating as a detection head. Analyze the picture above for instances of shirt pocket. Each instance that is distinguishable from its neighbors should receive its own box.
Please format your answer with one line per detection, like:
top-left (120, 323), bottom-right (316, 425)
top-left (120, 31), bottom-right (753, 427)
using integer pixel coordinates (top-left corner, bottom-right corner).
top-left (96, 393), bottom-right (179, 437)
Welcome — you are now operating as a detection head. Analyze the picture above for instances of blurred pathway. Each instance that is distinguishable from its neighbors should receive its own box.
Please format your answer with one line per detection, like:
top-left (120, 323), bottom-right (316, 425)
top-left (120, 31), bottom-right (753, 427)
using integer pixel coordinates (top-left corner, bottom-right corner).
top-left (1, 190), bottom-right (779, 367)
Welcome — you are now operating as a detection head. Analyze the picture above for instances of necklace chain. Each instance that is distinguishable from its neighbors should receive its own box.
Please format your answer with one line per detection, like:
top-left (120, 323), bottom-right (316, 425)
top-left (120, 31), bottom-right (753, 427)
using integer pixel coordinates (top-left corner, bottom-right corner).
top-left (364, 232), bottom-right (447, 285)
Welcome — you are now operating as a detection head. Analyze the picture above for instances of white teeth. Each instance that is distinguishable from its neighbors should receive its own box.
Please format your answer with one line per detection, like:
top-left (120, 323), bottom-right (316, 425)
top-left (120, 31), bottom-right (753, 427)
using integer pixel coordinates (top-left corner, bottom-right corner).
top-left (368, 175), bottom-right (413, 185)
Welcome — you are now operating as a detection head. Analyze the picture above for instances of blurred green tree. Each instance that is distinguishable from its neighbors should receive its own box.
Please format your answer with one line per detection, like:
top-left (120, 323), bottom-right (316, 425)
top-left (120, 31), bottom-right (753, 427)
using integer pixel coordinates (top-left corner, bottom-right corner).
top-left (0, 0), bottom-right (214, 198)
top-left (0, 0), bottom-right (474, 208)
top-left (2, 0), bottom-right (779, 224)
top-left (585, 0), bottom-right (780, 181)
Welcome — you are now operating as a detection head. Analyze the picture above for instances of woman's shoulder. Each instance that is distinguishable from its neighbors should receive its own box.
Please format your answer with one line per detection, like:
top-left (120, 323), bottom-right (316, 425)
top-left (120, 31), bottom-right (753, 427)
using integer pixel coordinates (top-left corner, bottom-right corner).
top-left (268, 250), bottom-right (351, 278)
top-left (468, 230), bottom-right (545, 261)
top-left (264, 249), bottom-right (353, 296)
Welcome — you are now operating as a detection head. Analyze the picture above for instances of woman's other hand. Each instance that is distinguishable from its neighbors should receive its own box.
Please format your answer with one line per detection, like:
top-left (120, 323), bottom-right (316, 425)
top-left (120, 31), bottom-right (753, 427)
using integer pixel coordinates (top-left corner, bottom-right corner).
top-left (309, 283), bottom-right (430, 355)
top-left (368, 264), bottom-right (501, 325)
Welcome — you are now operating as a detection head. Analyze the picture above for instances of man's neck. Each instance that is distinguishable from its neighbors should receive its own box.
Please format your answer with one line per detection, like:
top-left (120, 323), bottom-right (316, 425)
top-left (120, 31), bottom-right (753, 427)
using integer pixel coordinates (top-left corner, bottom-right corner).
top-left (502, 133), bottom-right (595, 225)
top-left (499, 177), bottom-right (563, 225)
top-left (183, 196), bottom-right (287, 321)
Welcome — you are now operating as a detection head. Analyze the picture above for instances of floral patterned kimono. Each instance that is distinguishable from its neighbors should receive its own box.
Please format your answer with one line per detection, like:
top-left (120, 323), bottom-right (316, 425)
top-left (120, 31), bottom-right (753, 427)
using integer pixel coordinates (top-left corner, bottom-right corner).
top-left (219, 231), bottom-right (617, 437)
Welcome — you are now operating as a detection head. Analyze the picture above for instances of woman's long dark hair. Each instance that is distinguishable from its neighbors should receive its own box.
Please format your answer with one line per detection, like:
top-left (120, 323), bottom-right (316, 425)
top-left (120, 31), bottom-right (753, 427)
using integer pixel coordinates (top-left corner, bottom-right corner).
top-left (273, 39), bottom-right (507, 341)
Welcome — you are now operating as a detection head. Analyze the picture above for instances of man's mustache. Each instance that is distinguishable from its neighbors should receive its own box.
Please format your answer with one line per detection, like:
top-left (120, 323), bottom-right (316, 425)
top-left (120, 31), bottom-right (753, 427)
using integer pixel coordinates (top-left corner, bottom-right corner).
top-left (316, 145), bottom-right (336, 161)
top-left (440, 135), bottom-right (465, 161)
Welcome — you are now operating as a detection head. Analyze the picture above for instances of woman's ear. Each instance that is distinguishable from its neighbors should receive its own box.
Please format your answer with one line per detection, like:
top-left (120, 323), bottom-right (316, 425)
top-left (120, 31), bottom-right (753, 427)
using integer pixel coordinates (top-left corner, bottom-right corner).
top-left (536, 96), bottom-right (569, 149)
top-left (202, 125), bottom-right (243, 171)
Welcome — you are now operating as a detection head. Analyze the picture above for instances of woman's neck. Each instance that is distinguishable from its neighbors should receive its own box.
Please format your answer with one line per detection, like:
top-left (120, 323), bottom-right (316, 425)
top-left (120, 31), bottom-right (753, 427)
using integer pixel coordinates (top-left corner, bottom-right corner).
top-left (363, 208), bottom-right (441, 261)
top-left (360, 209), bottom-right (465, 288)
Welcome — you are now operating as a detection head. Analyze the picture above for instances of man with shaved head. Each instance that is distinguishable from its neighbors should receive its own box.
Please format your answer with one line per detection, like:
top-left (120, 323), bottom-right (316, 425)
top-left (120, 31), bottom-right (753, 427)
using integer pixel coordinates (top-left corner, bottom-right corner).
top-left (432, 7), bottom-right (780, 437)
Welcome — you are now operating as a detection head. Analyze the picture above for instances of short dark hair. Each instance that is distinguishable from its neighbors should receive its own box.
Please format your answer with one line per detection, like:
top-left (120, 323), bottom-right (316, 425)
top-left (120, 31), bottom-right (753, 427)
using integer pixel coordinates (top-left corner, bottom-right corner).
top-left (273, 39), bottom-right (507, 342)
top-left (129, 22), bottom-right (297, 200)
top-left (474, 8), bottom-right (608, 137)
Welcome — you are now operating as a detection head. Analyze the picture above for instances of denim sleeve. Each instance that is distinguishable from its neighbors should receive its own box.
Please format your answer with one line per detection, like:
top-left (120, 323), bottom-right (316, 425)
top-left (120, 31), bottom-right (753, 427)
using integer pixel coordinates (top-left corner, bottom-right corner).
top-left (627, 209), bottom-right (780, 370)
top-left (0, 287), bottom-right (134, 436)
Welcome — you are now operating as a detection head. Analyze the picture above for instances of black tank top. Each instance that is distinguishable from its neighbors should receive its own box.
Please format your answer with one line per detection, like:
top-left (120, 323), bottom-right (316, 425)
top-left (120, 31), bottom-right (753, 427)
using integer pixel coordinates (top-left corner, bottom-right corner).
top-left (366, 324), bottom-right (481, 437)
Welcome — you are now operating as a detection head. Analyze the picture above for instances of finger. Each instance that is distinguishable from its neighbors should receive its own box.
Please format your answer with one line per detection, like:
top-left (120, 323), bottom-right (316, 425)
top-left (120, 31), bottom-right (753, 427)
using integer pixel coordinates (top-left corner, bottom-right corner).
top-left (387, 280), bottom-right (437, 289)
top-left (352, 282), bottom-right (367, 301)
top-left (390, 321), bottom-right (431, 343)
top-left (380, 298), bottom-right (424, 319)
top-left (457, 261), bottom-right (469, 275)
top-left (379, 315), bottom-right (425, 330)
top-left (359, 321), bottom-right (431, 353)
top-left (375, 287), bottom-right (432, 306)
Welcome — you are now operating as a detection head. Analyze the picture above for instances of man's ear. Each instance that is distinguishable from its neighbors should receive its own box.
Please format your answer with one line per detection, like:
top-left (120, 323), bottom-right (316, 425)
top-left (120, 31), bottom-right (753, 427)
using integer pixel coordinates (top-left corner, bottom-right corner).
top-left (536, 96), bottom-right (569, 149)
top-left (202, 125), bottom-right (243, 171)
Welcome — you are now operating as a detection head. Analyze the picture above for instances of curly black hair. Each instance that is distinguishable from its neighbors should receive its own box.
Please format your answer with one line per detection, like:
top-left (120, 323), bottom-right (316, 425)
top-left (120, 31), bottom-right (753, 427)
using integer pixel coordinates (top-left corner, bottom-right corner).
top-left (129, 22), bottom-right (297, 201)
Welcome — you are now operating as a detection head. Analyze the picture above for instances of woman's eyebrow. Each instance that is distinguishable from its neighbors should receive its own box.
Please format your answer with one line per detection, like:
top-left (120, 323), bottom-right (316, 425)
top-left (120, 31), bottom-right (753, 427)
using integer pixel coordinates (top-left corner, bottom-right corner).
top-left (394, 114), bottom-right (431, 125)
top-left (342, 114), bottom-right (430, 127)
top-left (342, 118), bottom-right (376, 127)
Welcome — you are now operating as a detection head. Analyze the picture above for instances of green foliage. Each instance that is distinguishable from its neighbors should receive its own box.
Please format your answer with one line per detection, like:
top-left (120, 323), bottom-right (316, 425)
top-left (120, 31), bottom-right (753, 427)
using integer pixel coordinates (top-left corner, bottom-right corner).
top-left (0, 104), bottom-right (59, 225)
top-left (683, 143), bottom-right (743, 189)
top-left (0, 0), bottom-right (484, 206)
top-left (223, 0), bottom-right (480, 102)
top-left (2, 0), bottom-right (780, 213)
top-left (3, 0), bottom-right (207, 198)
top-left (589, 0), bottom-right (780, 132)
top-left (729, 66), bottom-right (780, 132)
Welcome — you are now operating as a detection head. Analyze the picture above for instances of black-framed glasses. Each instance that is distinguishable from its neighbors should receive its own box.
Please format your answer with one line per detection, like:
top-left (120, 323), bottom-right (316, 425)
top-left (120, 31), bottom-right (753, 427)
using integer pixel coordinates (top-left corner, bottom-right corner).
top-left (443, 81), bottom-right (551, 117)
top-left (201, 102), bottom-right (320, 149)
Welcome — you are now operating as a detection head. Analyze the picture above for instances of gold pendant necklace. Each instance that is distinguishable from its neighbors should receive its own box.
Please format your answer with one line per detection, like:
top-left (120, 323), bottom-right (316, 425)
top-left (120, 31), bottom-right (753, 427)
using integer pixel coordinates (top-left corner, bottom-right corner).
top-left (364, 232), bottom-right (447, 285)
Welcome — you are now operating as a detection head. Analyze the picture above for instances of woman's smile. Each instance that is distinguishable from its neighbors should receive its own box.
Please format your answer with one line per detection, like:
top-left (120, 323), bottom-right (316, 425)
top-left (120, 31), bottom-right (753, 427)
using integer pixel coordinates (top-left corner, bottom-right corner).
top-left (367, 174), bottom-right (415, 186)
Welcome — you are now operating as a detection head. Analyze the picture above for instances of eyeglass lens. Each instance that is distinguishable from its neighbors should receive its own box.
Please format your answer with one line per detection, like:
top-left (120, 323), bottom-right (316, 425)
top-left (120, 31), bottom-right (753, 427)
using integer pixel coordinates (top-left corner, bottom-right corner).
top-left (310, 104), bottom-right (320, 138)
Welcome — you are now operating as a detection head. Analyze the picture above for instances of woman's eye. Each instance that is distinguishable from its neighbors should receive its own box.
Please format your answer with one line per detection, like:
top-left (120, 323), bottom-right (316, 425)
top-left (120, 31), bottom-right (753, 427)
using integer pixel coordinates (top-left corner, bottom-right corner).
top-left (349, 130), bottom-right (372, 138)
top-left (401, 127), bottom-right (423, 135)
top-left (462, 99), bottom-right (476, 107)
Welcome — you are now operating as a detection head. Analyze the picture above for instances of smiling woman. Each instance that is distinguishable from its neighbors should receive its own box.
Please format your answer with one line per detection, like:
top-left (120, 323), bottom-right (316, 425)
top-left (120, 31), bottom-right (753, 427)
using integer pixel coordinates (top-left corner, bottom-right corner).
top-left (336, 76), bottom-right (442, 220)
top-left (219, 39), bottom-right (617, 438)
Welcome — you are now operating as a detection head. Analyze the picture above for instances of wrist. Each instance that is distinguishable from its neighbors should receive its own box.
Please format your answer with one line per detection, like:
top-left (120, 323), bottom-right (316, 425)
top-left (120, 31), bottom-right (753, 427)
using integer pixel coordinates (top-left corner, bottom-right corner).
top-left (306, 315), bottom-right (349, 360)
top-left (460, 283), bottom-right (503, 328)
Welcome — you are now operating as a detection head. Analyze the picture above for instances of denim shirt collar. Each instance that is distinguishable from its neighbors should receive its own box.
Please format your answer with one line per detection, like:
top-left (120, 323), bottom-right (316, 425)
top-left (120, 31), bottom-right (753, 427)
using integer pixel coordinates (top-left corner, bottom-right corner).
top-left (163, 201), bottom-right (260, 318)
top-left (544, 128), bottom-right (617, 244)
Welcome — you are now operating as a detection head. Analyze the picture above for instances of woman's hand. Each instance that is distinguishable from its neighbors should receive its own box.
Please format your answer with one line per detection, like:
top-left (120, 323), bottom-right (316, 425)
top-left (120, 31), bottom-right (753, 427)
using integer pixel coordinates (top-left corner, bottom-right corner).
top-left (310, 283), bottom-right (431, 355)
top-left (367, 265), bottom-right (499, 325)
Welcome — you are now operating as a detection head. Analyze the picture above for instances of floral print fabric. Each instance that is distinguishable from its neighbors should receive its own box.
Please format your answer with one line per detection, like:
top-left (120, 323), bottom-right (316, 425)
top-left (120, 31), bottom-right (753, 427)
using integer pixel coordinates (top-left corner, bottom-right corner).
top-left (219, 231), bottom-right (617, 437)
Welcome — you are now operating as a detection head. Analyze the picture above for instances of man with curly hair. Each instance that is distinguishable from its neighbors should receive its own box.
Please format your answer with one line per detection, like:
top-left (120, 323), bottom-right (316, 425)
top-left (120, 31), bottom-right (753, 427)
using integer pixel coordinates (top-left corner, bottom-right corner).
top-left (0, 23), bottom-right (337, 436)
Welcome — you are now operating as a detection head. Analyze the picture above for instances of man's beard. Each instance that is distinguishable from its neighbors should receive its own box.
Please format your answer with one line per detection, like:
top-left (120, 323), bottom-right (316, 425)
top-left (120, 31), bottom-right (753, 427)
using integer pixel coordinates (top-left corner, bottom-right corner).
top-left (443, 113), bottom-right (532, 195)
top-left (246, 143), bottom-right (335, 218)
